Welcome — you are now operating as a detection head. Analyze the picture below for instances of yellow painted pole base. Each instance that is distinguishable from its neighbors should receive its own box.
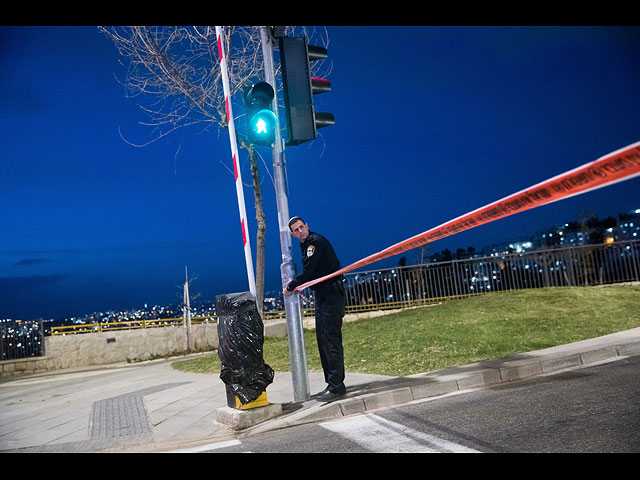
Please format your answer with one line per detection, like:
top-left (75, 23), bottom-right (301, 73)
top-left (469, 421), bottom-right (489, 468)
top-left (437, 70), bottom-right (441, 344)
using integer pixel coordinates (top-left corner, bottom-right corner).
top-left (234, 391), bottom-right (269, 410)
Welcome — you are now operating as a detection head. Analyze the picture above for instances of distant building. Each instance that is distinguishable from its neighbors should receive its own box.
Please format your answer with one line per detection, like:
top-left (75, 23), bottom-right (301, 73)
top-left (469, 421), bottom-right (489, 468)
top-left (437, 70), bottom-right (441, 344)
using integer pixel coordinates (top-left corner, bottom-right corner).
top-left (479, 208), bottom-right (639, 258)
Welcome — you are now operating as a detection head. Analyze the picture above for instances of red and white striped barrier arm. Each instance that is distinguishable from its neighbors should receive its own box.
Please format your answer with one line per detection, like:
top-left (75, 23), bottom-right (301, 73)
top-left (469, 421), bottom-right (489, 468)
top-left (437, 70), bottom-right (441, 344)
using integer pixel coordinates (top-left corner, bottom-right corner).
top-left (216, 26), bottom-right (256, 297)
top-left (294, 140), bottom-right (640, 292)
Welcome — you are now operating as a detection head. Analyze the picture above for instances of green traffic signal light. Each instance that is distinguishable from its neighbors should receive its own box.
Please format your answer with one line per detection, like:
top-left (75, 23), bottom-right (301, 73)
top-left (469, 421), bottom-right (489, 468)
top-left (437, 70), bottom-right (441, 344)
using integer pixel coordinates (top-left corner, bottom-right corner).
top-left (248, 108), bottom-right (277, 144)
top-left (244, 82), bottom-right (277, 146)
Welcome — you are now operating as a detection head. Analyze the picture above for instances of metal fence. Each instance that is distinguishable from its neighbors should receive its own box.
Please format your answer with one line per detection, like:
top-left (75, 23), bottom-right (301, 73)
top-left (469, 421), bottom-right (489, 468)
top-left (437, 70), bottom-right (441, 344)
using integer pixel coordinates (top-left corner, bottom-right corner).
top-left (0, 319), bottom-right (45, 361)
top-left (11, 240), bottom-right (639, 352)
top-left (343, 240), bottom-right (640, 310)
top-left (49, 316), bottom-right (217, 336)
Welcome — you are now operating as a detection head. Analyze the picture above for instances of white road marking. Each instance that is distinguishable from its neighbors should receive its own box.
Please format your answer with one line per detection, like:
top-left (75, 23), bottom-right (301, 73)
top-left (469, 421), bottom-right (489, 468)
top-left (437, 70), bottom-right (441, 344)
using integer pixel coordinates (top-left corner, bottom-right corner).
top-left (168, 439), bottom-right (241, 453)
top-left (319, 414), bottom-right (480, 453)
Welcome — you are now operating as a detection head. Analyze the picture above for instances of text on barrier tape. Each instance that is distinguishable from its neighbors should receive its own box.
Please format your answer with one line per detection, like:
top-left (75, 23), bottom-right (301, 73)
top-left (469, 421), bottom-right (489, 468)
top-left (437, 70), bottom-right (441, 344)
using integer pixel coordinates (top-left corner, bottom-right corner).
top-left (294, 141), bottom-right (640, 292)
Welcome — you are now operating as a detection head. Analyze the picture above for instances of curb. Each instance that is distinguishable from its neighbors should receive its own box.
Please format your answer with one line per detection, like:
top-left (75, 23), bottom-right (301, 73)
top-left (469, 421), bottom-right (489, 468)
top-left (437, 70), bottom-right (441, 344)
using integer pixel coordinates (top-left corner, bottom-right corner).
top-left (245, 330), bottom-right (640, 435)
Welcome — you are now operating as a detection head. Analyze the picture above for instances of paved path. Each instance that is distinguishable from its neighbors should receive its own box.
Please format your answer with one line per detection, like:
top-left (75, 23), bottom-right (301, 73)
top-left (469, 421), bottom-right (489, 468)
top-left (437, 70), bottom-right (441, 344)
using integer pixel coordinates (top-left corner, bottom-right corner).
top-left (1, 327), bottom-right (639, 453)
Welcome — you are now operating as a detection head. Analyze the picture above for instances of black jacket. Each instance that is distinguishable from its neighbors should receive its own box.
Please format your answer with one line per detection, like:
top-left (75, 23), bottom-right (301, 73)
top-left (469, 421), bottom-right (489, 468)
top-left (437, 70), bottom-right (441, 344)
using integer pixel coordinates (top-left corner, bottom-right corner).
top-left (287, 232), bottom-right (343, 291)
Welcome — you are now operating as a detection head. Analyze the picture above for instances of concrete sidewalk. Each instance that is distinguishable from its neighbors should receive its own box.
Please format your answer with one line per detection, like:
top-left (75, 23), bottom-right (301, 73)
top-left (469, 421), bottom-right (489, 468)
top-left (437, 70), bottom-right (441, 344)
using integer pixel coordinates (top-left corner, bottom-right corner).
top-left (1, 327), bottom-right (639, 453)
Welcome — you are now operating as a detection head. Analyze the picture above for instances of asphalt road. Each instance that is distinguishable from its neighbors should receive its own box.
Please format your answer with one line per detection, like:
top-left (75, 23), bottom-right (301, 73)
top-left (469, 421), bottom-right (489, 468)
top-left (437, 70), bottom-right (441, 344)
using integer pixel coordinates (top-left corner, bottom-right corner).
top-left (197, 355), bottom-right (640, 453)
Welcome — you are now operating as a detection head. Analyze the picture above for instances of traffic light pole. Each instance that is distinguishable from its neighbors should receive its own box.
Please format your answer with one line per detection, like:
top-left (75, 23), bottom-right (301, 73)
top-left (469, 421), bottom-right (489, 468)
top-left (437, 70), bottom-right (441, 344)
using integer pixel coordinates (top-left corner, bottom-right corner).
top-left (260, 26), bottom-right (310, 402)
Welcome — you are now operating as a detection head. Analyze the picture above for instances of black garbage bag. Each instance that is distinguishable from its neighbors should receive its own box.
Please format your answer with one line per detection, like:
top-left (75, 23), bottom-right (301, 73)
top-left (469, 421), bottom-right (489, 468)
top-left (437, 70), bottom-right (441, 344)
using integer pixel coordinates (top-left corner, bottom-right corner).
top-left (216, 292), bottom-right (274, 405)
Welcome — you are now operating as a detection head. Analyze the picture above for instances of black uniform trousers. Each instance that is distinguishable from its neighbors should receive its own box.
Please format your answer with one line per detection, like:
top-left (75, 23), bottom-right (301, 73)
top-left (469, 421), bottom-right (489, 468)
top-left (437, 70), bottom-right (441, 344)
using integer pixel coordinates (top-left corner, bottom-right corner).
top-left (313, 281), bottom-right (346, 391)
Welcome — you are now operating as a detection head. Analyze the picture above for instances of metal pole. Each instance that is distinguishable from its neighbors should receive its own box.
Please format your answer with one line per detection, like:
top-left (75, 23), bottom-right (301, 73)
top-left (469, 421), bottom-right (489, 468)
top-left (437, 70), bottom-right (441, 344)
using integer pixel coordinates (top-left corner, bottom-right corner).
top-left (260, 26), bottom-right (310, 402)
top-left (215, 26), bottom-right (257, 298)
top-left (184, 266), bottom-right (193, 351)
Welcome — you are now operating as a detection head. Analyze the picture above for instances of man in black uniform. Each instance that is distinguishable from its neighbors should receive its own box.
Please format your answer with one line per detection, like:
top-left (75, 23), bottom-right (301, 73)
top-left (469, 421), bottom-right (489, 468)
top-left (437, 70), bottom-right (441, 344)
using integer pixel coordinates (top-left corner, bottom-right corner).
top-left (283, 216), bottom-right (346, 401)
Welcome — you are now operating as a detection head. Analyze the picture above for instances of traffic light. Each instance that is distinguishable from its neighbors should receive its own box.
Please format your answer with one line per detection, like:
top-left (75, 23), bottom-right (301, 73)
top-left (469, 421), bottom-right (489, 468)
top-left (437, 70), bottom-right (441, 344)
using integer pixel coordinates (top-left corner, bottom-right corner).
top-left (243, 82), bottom-right (278, 146)
top-left (279, 36), bottom-right (335, 146)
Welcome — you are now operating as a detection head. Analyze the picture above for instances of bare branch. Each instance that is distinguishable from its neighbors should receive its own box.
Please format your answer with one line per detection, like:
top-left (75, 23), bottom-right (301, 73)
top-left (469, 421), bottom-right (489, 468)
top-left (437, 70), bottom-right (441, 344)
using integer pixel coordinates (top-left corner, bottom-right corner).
top-left (100, 25), bottom-right (332, 307)
top-left (100, 25), bottom-right (329, 144)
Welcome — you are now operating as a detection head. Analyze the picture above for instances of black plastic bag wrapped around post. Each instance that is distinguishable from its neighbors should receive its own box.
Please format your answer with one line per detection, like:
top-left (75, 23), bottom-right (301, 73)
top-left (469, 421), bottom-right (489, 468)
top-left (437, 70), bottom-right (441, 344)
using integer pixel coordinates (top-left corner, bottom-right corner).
top-left (216, 292), bottom-right (274, 405)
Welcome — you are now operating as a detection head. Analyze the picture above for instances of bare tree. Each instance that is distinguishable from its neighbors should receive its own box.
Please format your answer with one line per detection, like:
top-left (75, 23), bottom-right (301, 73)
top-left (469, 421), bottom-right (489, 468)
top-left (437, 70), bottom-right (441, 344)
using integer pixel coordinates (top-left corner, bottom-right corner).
top-left (99, 26), bottom-right (329, 315)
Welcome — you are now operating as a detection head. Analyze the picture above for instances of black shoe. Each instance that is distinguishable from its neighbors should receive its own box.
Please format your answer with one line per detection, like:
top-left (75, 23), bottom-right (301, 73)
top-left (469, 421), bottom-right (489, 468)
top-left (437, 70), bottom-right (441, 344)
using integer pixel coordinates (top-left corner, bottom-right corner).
top-left (316, 386), bottom-right (346, 402)
top-left (315, 386), bottom-right (331, 397)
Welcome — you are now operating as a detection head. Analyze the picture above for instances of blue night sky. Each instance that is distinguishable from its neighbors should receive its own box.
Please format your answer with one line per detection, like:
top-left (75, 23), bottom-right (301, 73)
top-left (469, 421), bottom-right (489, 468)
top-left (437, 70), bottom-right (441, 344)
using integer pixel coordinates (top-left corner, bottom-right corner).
top-left (2, 26), bottom-right (639, 320)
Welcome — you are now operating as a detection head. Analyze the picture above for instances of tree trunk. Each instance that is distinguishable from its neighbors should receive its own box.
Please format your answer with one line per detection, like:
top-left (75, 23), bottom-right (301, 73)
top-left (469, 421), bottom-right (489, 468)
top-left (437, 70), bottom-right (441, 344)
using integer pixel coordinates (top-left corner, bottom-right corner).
top-left (249, 145), bottom-right (266, 317)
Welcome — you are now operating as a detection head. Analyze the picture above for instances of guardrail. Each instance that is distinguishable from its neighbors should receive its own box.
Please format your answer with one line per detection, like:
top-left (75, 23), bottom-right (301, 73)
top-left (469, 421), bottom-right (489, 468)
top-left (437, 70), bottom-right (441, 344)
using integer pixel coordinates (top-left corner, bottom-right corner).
top-left (50, 309), bottom-right (317, 336)
top-left (50, 315), bottom-right (217, 336)
top-left (48, 298), bottom-right (473, 336)
top-left (48, 239), bottom-right (639, 337)
top-left (0, 319), bottom-right (45, 360)
top-left (344, 239), bottom-right (639, 308)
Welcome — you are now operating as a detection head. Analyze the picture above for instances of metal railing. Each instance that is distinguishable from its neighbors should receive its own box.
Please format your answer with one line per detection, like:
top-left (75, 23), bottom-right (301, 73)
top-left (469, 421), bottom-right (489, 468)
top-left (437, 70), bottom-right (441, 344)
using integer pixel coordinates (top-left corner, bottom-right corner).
top-left (50, 315), bottom-right (217, 336)
top-left (45, 240), bottom-right (639, 338)
top-left (1, 319), bottom-right (45, 360)
top-left (343, 240), bottom-right (640, 309)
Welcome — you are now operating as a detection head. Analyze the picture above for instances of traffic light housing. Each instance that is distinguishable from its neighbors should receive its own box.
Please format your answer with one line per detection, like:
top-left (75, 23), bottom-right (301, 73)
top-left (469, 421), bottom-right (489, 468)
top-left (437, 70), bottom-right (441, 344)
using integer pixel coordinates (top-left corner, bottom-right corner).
top-left (243, 82), bottom-right (278, 146)
top-left (279, 36), bottom-right (334, 146)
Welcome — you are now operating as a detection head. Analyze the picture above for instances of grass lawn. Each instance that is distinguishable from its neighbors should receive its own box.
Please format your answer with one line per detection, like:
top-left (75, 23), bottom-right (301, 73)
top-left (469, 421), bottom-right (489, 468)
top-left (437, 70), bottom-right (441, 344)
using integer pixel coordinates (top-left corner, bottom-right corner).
top-left (171, 285), bottom-right (640, 377)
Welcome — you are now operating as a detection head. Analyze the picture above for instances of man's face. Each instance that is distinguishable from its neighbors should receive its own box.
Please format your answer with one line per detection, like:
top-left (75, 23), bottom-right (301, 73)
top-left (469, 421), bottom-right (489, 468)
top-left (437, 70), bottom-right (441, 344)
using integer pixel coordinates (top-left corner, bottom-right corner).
top-left (290, 220), bottom-right (310, 242)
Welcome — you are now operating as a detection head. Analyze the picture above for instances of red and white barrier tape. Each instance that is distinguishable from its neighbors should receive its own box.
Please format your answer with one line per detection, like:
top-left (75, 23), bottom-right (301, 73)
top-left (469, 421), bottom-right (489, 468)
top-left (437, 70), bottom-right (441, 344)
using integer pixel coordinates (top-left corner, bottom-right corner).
top-left (216, 26), bottom-right (256, 296)
top-left (294, 140), bottom-right (640, 292)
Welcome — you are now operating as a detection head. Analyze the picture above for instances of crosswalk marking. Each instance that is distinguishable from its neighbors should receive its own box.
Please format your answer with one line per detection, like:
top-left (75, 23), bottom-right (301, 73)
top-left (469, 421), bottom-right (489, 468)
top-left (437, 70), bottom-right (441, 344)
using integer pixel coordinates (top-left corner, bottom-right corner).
top-left (169, 439), bottom-right (241, 453)
top-left (319, 414), bottom-right (480, 453)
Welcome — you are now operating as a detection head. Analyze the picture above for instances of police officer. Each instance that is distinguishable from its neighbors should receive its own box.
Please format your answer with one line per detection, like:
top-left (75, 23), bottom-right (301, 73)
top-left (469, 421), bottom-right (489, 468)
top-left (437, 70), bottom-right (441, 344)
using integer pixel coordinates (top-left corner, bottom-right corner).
top-left (283, 216), bottom-right (346, 401)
